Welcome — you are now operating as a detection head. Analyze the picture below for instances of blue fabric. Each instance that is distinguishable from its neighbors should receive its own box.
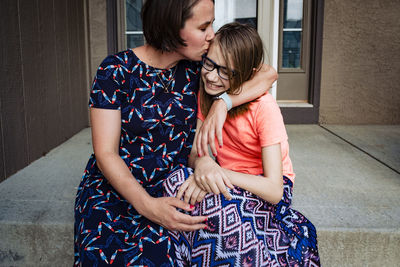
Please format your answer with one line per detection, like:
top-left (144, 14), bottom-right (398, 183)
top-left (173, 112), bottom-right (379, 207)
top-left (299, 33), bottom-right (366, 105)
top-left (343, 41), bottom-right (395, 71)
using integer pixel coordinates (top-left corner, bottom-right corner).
top-left (74, 50), bottom-right (200, 266)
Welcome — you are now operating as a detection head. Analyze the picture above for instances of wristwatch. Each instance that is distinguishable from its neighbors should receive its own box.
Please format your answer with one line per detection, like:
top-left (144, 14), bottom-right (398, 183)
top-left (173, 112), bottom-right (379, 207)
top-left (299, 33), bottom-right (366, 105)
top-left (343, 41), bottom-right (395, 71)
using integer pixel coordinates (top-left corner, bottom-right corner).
top-left (212, 92), bottom-right (232, 111)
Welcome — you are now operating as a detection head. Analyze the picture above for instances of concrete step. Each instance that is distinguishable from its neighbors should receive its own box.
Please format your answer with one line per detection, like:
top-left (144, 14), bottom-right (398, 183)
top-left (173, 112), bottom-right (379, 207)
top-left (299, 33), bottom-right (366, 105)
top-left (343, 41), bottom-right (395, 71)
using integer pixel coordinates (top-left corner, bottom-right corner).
top-left (0, 125), bottom-right (399, 266)
top-left (0, 128), bottom-right (92, 266)
top-left (288, 125), bottom-right (400, 266)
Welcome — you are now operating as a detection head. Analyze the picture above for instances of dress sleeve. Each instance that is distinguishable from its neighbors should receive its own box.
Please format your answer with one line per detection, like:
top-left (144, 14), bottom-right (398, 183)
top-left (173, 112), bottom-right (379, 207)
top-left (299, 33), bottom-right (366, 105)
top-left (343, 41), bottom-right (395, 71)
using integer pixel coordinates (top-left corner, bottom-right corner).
top-left (89, 55), bottom-right (124, 110)
top-left (256, 96), bottom-right (288, 147)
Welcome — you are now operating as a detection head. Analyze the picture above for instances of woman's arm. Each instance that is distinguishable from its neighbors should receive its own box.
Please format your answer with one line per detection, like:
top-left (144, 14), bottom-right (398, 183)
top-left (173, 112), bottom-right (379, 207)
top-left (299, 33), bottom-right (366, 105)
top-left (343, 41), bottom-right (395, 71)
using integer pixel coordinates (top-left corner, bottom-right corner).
top-left (91, 108), bottom-right (207, 231)
top-left (223, 144), bottom-right (284, 204)
top-left (196, 65), bottom-right (278, 157)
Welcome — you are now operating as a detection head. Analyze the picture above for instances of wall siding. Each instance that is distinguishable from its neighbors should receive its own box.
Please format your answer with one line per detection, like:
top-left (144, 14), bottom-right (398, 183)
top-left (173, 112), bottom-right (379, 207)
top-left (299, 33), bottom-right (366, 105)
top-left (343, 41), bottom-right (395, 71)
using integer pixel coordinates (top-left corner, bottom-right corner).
top-left (0, 0), bottom-right (89, 182)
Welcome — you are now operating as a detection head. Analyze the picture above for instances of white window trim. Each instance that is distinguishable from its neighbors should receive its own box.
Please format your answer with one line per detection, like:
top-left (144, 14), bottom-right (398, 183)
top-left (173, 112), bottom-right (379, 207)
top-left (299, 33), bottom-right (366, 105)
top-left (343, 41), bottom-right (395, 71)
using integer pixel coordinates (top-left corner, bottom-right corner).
top-left (257, 0), bottom-right (279, 99)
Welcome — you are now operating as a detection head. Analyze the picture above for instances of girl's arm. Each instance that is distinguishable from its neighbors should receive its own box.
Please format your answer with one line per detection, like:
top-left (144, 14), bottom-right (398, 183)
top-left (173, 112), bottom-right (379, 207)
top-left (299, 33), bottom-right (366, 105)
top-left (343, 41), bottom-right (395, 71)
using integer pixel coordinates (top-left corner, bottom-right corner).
top-left (184, 119), bottom-right (234, 200)
top-left (223, 144), bottom-right (284, 204)
top-left (196, 65), bottom-right (278, 157)
top-left (91, 108), bottom-right (207, 231)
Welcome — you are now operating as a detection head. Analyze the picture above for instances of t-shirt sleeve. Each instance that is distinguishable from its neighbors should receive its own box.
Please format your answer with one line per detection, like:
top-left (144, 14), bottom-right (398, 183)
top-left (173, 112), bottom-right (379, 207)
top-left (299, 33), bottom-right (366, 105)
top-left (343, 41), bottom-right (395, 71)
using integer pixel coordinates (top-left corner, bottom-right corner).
top-left (256, 97), bottom-right (288, 147)
top-left (89, 55), bottom-right (124, 110)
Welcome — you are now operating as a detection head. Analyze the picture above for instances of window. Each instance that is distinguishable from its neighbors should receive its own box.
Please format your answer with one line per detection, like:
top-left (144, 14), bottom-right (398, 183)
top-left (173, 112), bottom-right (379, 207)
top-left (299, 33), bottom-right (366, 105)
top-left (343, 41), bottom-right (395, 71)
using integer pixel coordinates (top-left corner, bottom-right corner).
top-left (117, 0), bottom-right (144, 50)
top-left (125, 0), bottom-right (144, 48)
top-left (279, 0), bottom-right (308, 72)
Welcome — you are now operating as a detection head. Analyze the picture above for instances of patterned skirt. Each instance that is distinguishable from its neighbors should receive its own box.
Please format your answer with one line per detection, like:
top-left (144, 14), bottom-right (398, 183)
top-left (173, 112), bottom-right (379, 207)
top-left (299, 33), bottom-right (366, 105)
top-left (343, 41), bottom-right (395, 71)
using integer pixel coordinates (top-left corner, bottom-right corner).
top-left (163, 168), bottom-right (320, 267)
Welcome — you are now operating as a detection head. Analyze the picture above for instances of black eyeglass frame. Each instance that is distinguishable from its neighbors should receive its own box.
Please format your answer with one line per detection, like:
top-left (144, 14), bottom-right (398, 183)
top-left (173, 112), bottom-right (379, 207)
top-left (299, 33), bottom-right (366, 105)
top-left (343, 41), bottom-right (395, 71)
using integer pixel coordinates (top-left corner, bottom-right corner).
top-left (201, 55), bottom-right (236, 80)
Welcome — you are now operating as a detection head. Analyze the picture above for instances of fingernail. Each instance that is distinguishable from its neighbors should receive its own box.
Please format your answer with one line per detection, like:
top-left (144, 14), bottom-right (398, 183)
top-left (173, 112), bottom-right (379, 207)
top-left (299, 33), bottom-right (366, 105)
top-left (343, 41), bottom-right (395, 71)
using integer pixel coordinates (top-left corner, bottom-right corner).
top-left (204, 218), bottom-right (208, 222)
top-left (190, 205), bottom-right (195, 209)
top-left (213, 153), bottom-right (217, 157)
top-left (198, 153), bottom-right (201, 157)
top-left (219, 145), bottom-right (223, 148)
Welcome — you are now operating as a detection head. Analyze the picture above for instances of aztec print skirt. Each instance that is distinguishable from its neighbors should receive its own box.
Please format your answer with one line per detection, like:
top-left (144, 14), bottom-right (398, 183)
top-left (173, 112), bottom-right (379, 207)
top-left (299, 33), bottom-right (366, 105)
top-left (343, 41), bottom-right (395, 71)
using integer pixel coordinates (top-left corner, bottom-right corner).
top-left (163, 168), bottom-right (320, 267)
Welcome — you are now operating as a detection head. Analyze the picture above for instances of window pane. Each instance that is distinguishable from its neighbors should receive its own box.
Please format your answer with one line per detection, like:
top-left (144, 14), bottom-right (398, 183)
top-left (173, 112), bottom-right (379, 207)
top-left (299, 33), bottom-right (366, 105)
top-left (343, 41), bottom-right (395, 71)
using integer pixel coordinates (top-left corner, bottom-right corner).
top-left (282, 31), bottom-right (302, 68)
top-left (283, 0), bottom-right (303, 29)
top-left (127, 34), bottom-right (144, 49)
top-left (126, 0), bottom-right (142, 31)
top-left (214, 0), bottom-right (257, 31)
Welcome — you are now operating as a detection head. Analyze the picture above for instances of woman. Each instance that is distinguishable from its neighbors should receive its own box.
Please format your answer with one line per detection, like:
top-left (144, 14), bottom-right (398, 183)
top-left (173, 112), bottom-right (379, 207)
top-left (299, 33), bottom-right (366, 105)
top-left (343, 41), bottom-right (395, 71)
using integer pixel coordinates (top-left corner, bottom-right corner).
top-left (74, 0), bottom-right (276, 266)
top-left (164, 23), bottom-right (320, 266)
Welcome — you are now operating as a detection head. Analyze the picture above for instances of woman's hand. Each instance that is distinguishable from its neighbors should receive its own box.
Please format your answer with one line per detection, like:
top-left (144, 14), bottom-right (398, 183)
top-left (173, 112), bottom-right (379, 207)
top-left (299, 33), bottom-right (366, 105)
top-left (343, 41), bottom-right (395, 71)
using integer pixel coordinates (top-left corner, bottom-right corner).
top-left (196, 100), bottom-right (227, 157)
top-left (176, 175), bottom-right (208, 205)
top-left (193, 156), bottom-right (234, 200)
top-left (139, 196), bottom-right (207, 232)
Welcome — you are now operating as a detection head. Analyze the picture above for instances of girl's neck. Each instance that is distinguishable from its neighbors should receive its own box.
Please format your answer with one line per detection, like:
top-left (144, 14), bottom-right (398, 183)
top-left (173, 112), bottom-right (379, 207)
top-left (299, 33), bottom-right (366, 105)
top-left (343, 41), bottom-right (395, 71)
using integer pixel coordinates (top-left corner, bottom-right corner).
top-left (133, 45), bottom-right (183, 69)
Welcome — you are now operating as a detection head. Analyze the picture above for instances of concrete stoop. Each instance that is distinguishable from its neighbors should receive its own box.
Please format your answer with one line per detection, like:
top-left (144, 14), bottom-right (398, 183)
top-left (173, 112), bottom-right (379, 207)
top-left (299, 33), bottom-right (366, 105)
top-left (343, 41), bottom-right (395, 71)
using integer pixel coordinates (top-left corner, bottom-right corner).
top-left (0, 126), bottom-right (399, 266)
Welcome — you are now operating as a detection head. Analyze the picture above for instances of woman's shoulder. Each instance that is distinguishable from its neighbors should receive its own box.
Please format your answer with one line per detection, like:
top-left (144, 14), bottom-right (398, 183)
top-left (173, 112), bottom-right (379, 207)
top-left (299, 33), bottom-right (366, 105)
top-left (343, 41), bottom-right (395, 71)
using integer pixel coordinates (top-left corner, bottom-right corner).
top-left (99, 49), bottom-right (138, 68)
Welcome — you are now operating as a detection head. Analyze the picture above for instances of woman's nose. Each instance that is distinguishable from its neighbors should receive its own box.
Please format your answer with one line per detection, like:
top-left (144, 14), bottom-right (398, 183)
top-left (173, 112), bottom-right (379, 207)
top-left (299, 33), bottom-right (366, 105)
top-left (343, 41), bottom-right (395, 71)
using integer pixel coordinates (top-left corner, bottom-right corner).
top-left (206, 26), bottom-right (215, 41)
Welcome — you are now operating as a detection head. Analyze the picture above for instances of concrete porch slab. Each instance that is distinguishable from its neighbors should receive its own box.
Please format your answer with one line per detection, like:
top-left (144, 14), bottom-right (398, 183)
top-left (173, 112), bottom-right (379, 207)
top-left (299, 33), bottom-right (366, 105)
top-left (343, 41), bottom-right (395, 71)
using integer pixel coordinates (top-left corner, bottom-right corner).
top-left (0, 125), bottom-right (399, 266)
top-left (321, 125), bottom-right (400, 173)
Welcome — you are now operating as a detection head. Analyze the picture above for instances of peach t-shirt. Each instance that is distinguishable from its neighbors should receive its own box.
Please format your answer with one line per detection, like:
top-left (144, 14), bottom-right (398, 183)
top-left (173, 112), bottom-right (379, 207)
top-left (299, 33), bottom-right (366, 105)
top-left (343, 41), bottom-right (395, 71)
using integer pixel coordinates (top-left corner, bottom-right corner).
top-left (198, 93), bottom-right (295, 181)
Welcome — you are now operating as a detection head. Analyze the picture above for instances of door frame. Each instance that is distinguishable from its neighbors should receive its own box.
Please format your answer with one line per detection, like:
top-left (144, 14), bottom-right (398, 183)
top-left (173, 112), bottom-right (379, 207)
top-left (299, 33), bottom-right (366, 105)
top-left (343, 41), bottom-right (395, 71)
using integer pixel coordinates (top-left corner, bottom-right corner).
top-left (280, 0), bottom-right (324, 124)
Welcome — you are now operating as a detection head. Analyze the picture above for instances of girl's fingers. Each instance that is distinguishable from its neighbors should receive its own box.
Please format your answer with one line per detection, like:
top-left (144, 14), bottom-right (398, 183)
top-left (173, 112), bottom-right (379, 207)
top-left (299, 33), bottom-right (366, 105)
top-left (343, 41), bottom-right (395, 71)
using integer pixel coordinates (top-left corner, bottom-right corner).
top-left (183, 183), bottom-right (196, 204)
top-left (190, 187), bottom-right (201, 205)
top-left (176, 181), bottom-right (189, 200)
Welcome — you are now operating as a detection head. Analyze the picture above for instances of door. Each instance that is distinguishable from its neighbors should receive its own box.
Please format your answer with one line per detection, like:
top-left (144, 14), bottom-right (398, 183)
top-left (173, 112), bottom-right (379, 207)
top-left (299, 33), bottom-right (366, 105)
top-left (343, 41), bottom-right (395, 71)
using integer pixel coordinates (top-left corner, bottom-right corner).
top-left (277, 0), bottom-right (311, 103)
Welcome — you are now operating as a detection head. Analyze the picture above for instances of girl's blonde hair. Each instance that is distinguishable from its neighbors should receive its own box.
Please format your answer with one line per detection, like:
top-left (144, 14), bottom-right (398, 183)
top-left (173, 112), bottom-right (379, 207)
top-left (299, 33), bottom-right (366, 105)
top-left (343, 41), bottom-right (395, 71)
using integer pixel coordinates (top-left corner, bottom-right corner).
top-left (200, 22), bottom-right (264, 118)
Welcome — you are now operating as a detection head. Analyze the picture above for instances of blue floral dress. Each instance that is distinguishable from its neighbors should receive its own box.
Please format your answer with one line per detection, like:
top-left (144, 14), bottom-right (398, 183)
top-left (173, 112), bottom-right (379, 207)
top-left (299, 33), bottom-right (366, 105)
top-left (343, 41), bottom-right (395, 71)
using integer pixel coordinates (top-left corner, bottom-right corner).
top-left (74, 49), bottom-right (200, 266)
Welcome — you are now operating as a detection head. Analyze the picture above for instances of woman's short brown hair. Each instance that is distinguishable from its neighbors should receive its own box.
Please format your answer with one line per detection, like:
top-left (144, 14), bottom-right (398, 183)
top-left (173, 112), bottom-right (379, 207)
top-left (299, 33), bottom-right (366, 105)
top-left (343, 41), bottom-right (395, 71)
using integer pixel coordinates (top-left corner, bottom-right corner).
top-left (141, 0), bottom-right (213, 52)
top-left (200, 22), bottom-right (265, 118)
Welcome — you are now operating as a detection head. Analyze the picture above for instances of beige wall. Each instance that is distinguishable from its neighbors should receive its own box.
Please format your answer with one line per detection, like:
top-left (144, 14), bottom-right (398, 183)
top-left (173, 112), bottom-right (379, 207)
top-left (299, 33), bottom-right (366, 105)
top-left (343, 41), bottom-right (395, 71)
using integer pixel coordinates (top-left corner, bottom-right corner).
top-left (319, 0), bottom-right (400, 124)
top-left (88, 0), bottom-right (109, 80)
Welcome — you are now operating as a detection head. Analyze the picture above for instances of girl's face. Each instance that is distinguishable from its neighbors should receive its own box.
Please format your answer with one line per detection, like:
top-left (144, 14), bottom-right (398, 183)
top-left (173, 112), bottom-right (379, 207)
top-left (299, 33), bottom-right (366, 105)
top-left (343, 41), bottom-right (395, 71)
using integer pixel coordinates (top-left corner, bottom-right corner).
top-left (177, 0), bottom-right (215, 61)
top-left (201, 42), bottom-right (231, 96)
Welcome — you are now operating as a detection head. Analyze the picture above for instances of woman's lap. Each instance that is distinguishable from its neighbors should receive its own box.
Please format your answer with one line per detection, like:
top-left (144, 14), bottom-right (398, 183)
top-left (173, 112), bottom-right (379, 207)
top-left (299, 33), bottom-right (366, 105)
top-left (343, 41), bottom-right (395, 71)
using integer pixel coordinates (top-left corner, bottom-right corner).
top-left (74, 175), bottom-right (175, 267)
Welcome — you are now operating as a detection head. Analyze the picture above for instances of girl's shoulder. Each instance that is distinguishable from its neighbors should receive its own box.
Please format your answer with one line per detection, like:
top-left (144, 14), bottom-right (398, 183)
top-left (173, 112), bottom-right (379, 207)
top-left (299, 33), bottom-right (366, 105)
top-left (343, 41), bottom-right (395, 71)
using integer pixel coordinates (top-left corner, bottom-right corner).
top-left (250, 93), bottom-right (278, 110)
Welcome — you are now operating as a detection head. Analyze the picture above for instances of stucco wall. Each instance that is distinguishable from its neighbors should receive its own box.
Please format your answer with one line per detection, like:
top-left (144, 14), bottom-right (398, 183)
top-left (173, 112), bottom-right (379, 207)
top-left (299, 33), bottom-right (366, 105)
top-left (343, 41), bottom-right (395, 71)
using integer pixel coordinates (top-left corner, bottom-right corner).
top-left (319, 0), bottom-right (400, 124)
top-left (88, 0), bottom-right (109, 80)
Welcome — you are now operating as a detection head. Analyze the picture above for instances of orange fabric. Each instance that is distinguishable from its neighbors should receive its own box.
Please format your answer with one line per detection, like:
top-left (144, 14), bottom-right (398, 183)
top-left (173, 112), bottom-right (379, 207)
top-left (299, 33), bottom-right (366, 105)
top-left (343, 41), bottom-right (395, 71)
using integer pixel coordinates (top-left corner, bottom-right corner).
top-left (198, 93), bottom-right (295, 181)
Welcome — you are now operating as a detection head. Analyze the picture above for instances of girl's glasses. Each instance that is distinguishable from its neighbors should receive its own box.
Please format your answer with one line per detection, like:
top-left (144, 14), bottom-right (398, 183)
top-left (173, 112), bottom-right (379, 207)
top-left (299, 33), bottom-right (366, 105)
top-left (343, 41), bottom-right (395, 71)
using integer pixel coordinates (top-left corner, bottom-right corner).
top-left (201, 55), bottom-right (235, 80)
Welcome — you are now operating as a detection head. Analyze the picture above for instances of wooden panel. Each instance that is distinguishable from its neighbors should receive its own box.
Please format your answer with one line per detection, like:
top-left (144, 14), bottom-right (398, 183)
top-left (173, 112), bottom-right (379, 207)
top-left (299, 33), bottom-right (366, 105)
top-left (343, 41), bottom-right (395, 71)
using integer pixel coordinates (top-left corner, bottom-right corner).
top-left (0, 0), bottom-right (29, 178)
top-left (68, 0), bottom-right (80, 134)
top-left (76, 0), bottom-right (90, 130)
top-left (19, 0), bottom-right (47, 161)
top-left (38, 0), bottom-right (62, 151)
top-left (54, 0), bottom-right (73, 141)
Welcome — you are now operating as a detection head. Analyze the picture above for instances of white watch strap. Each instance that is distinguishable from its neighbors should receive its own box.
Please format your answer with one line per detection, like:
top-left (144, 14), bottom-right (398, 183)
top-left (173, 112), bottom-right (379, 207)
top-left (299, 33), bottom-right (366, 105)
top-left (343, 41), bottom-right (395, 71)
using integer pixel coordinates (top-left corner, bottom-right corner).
top-left (213, 92), bottom-right (232, 111)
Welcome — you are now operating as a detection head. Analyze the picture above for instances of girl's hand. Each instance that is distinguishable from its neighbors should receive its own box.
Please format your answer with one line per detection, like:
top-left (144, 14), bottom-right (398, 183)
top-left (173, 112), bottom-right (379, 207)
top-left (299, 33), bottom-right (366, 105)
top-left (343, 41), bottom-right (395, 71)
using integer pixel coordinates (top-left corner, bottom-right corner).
top-left (196, 100), bottom-right (227, 157)
top-left (176, 175), bottom-right (208, 205)
top-left (140, 196), bottom-right (207, 232)
top-left (194, 156), bottom-right (234, 200)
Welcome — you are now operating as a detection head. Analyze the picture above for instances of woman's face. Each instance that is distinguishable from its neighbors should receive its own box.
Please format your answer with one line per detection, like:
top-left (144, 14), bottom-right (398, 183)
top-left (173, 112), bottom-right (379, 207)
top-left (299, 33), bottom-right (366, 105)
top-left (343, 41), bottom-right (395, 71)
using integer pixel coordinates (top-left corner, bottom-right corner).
top-left (177, 0), bottom-right (215, 61)
top-left (201, 42), bottom-right (231, 96)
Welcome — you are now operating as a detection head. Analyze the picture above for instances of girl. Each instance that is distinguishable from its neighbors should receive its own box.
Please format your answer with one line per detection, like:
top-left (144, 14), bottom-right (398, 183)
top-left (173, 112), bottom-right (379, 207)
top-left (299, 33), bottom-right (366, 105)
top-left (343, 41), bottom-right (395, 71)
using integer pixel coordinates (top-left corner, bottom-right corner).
top-left (164, 22), bottom-right (320, 266)
top-left (74, 0), bottom-right (277, 266)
